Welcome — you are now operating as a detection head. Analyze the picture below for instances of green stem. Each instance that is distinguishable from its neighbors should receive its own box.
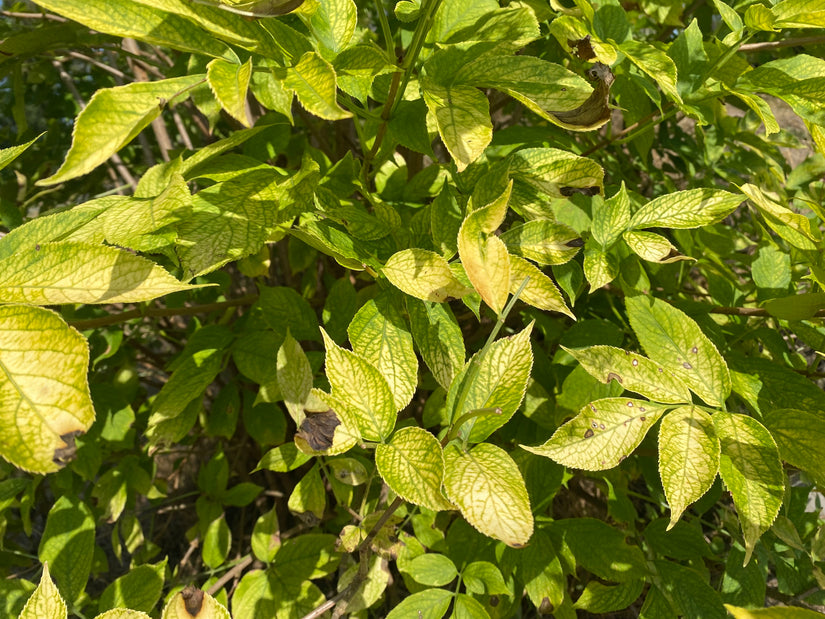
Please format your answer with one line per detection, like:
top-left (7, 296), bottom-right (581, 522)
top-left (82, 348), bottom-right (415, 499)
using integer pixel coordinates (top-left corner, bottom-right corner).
top-left (373, 0), bottom-right (396, 61)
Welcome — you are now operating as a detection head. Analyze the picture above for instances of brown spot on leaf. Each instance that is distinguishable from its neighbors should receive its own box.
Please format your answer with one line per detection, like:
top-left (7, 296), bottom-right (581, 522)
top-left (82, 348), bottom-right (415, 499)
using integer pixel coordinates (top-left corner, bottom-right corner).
top-left (181, 586), bottom-right (204, 616)
top-left (640, 416), bottom-right (646, 422)
top-left (564, 237), bottom-right (585, 247)
top-left (683, 361), bottom-right (693, 369)
top-left (606, 372), bottom-right (623, 384)
top-left (584, 428), bottom-right (595, 438)
top-left (599, 423), bottom-right (605, 430)
top-left (639, 407), bottom-right (646, 412)
top-left (540, 597), bottom-right (554, 614)
top-left (631, 358), bottom-right (639, 367)
top-left (490, 596), bottom-right (500, 607)
top-left (52, 431), bottom-right (83, 465)
top-left (551, 62), bottom-right (615, 129)
top-left (691, 346), bottom-right (699, 354)
top-left (560, 185), bottom-right (601, 197)
top-left (626, 401), bottom-right (634, 407)
top-left (618, 455), bottom-right (626, 463)
top-left (296, 409), bottom-right (340, 451)
top-left (590, 403), bottom-right (598, 412)
top-left (35, 244), bottom-right (40, 251)
top-left (568, 35), bottom-right (596, 60)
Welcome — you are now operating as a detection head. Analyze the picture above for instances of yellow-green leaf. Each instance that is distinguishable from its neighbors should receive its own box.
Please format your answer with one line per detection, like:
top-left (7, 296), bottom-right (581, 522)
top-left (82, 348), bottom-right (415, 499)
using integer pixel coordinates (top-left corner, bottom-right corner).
top-left (763, 408), bottom-right (825, 485)
top-left (422, 81), bottom-right (492, 172)
top-left (448, 323), bottom-right (533, 442)
top-left (563, 345), bottom-right (691, 403)
top-left (443, 442), bottom-right (533, 547)
top-left (626, 295), bottom-right (731, 407)
top-left (321, 329), bottom-right (396, 442)
top-left (161, 587), bottom-right (231, 619)
top-left (348, 292), bottom-right (418, 411)
top-left (509, 147), bottom-right (604, 200)
top-left (18, 564), bottom-right (66, 619)
top-left (294, 389), bottom-right (360, 455)
top-left (764, 293), bottom-right (825, 321)
top-left (277, 331), bottom-right (313, 425)
top-left (31, 0), bottom-right (227, 57)
top-left (725, 605), bottom-right (825, 619)
top-left (288, 463), bottom-right (326, 519)
top-left (458, 181), bottom-right (512, 314)
top-left (583, 244), bottom-right (618, 290)
top-left (739, 183), bottom-right (819, 251)
top-left (0, 133), bottom-right (43, 173)
top-left (744, 3), bottom-right (777, 30)
top-left (522, 397), bottom-right (669, 470)
top-left (308, 0), bottom-right (357, 56)
top-left (658, 406), bottom-right (720, 528)
top-left (509, 255), bottom-right (575, 319)
top-left (207, 56), bottom-right (253, 127)
top-left (623, 230), bottom-right (692, 263)
top-left (376, 427), bottom-right (454, 511)
top-left (284, 52), bottom-right (352, 120)
top-left (0, 305), bottom-right (94, 474)
top-left (407, 298), bottom-right (465, 390)
top-left (383, 248), bottom-right (471, 302)
top-left (714, 412), bottom-right (784, 564)
top-left (772, 0), bottom-right (825, 28)
top-left (95, 610), bottom-right (153, 619)
top-left (37, 75), bottom-right (204, 186)
top-left (0, 242), bottom-right (201, 305)
top-left (593, 182), bottom-right (631, 248)
top-left (628, 188), bottom-right (744, 230)
top-left (502, 220), bottom-right (582, 266)
top-left (618, 40), bottom-right (682, 104)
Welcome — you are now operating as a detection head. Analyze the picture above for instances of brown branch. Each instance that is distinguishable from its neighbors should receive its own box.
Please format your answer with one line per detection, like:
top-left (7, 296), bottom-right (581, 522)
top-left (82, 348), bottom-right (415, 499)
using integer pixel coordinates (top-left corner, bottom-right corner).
top-left (67, 294), bottom-right (258, 330)
top-left (739, 35), bottom-right (825, 52)
top-left (206, 554), bottom-right (255, 596)
top-left (708, 306), bottom-right (825, 318)
top-left (1, 10), bottom-right (66, 21)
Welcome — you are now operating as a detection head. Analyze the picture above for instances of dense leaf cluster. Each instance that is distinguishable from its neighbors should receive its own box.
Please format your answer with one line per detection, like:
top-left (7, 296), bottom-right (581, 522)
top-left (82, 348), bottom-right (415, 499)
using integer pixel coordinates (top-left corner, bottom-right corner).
top-left (0, 0), bottom-right (824, 616)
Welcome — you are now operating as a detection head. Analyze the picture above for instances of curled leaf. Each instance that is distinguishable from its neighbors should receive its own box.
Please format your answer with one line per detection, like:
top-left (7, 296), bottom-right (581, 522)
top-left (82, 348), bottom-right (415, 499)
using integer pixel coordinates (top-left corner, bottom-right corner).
top-left (549, 63), bottom-right (614, 131)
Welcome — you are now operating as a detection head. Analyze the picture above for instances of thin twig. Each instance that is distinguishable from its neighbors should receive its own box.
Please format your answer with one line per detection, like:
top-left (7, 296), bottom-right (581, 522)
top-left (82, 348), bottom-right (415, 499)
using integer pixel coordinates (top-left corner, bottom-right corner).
top-left (206, 554), bottom-right (255, 596)
top-left (739, 35), bottom-right (825, 52)
top-left (708, 306), bottom-right (825, 318)
top-left (1, 10), bottom-right (66, 21)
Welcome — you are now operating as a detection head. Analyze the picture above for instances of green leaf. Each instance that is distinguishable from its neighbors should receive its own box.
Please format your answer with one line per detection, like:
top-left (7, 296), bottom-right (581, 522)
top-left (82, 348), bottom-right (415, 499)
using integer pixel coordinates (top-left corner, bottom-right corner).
top-left (277, 332), bottom-right (313, 425)
top-left (422, 81), bottom-right (492, 172)
top-left (376, 427), bottom-right (453, 511)
top-left (628, 188), bottom-right (743, 230)
top-left (255, 443), bottom-right (313, 472)
top-left (385, 588), bottom-right (453, 619)
top-left (658, 406), bottom-right (720, 528)
top-left (95, 610), bottom-right (153, 618)
top-left (509, 255), bottom-right (575, 319)
top-left (501, 221), bottom-right (582, 266)
top-left (203, 516), bottom-right (232, 569)
top-left (573, 579), bottom-right (644, 613)
top-left (752, 245), bottom-right (791, 291)
top-left (207, 56), bottom-right (253, 127)
top-left (457, 180), bottom-right (512, 314)
top-left (626, 295), bottom-right (731, 407)
top-left (764, 293), bottom-right (825, 320)
top-left (348, 292), bottom-right (418, 411)
top-left (725, 605), bottom-right (825, 619)
top-left (308, 0), bottom-right (357, 57)
top-left (321, 329), bottom-right (396, 442)
top-left (98, 559), bottom-right (166, 613)
top-left (383, 248), bottom-right (472, 302)
top-left (0, 242), bottom-right (200, 304)
top-left (763, 409), bottom-right (825, 485)
top-left (462, 561), bottom-right (509, 595)
top-left (287, 463), bottom-right (326, 519)
top-left (583, 244), bottom-right (619, 290)
top-left (37, 75), bottom-right (204, 186)
top-left (284, 52), bottom-right (352, 120)
top-left (0, 133), bottom-right (43, 173)
top-left (257, 285), bottom-right (321, 342)
top-left (505, 528), bottom-right (565, 609)
top-left (453, 593), bottom-right (491, 619)
top-left (522, 397), bottom-right (669, 470)
top-left (18, 564), bottom-right (66, 619)
top-left (38, 497), bottom-right (94, 606)
top-left (744, 3), bottom-right (777, 30)
top-left (0, 305), bottom-right (95, 474)
top-left (404, 553), bottom-right (458, 586)
top-left (31, 0), bottom-right (227, 57)
top-left (447, 322), bottom-right (533, 442)
top-left (407, 298), bottom-right (465, 390)
top-left (654, 560), bottom-right (726, 618)
top-left (617, 40), bottom-right (682, 104)
top-left (162, 587), bottom-right (231, 619)
top-left (252, 508), bottom-right (281, 563)
top-left (714, 412), bottom-right (784, 564)
top-left (593, 183), bottom-right (631, 248)
top-left (551, 518), bottom-right (648, 582)
top-left (443, 442), bottom-right (533, 547)
top-left (563, 345), bottom-right (692, 403)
